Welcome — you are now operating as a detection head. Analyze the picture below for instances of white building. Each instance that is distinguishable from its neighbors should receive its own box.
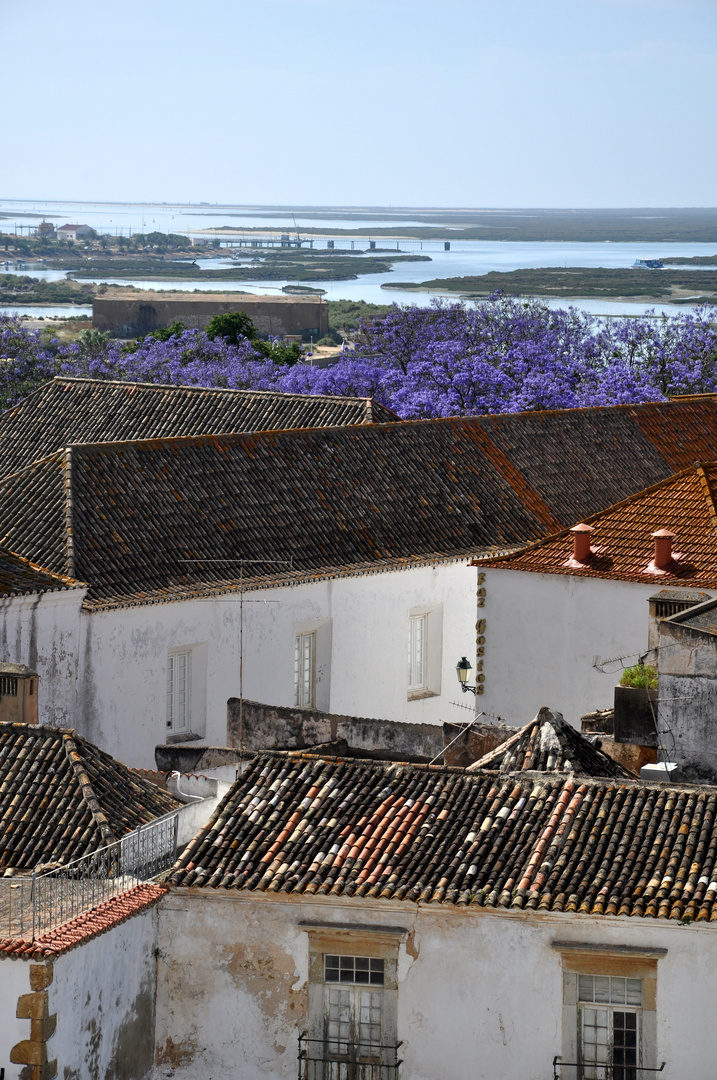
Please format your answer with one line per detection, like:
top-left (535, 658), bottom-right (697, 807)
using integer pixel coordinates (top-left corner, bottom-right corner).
top-left (479, 462), bottom-right (717, 726)
top-left (4, 389), bottom-right (717, 767)
top-left (154, 751), bottom-right (717, 1080)
top-left (56, 223), bottom-right (93, 242)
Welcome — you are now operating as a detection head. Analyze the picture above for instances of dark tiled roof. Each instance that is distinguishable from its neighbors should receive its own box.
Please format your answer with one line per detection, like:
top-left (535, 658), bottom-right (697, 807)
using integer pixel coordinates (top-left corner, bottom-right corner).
top-left (0, 883), bottom-right (166, 957)
top-left (0, 723), bottom-right (180, 873)
top-left (0, 422), bottom-right (556, 608)
top-left (479, 461), bottom-right (717, 588)
top-left (663, 596), bottom-right (717, 638)
top-left (4, 399), bottom-right (717, 609)
top-left (171, 751), bottom-right (717, 921)
top-left (0, 545), bottom-right (79, 597)
top-left (467, 707), bottom-right (633, 778)
top-left (0, 377), bottom-right (398, 477)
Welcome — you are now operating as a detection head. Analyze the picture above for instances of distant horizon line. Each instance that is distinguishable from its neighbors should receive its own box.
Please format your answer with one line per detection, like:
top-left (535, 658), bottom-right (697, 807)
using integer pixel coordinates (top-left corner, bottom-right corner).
top-left (2, 199), bottom-right (717, 213)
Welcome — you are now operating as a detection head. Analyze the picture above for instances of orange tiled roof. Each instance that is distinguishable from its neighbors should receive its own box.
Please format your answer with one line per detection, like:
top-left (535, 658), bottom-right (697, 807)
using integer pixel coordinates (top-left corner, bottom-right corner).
top-left (478, 461), bottom-right (717, 587)
top-left (170, 752), bottom-right (717, 920)
top-left (0, 883), bottom-right (165, 958)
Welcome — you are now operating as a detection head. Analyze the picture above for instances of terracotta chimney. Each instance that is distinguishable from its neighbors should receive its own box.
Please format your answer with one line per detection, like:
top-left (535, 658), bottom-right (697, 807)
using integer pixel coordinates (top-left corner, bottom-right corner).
top-left (652, 529), bottom-right (675, 571)
top-left (570, 523), bottom-right (593, 563)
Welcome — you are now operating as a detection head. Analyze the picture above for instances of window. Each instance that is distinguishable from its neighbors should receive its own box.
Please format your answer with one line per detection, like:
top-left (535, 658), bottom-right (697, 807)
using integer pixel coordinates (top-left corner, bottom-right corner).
top-left (166, 650), bottom-right (191, 733)
top-left (304, 930), bottom-right (401, 1080)
top-left (324, 956), bottom-right (385, 1058)
top-left (553, 943), bottom-right (663, 1080)
top-left (408, 614), bottom-right (427, 692)
top-left (295, 631), bottom-right (316, 708)
top-left (578, 976), bottom-right (642, 1080)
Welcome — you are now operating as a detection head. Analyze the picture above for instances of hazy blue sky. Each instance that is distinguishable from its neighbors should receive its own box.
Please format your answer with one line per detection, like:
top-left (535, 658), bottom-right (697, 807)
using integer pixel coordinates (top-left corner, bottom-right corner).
top-left (2, 0), bottom-right (715, 207)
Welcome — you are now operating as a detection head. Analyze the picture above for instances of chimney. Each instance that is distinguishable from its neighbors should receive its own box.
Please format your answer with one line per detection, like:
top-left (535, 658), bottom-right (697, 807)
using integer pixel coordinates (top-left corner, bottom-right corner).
top-left (651, 529), bottom-right (675, 571)
top-left (570, 523), bottom-right (593, 563)
top-left (0, 663), bottom-right (39, 725)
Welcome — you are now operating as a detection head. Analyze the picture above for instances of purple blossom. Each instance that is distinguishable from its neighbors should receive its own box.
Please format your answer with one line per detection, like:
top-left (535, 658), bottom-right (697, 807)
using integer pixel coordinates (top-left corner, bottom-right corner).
top-left (2, 296), bottom-right (716, 417)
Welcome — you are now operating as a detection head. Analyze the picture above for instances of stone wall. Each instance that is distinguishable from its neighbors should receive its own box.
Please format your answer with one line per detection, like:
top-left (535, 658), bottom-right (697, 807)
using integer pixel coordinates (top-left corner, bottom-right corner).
top-left (226, 697), bottom-right (445, 762)
top-left (93, 292), bottom-right (328, 337)
top-left (658, 619), bottom-right (717, 781)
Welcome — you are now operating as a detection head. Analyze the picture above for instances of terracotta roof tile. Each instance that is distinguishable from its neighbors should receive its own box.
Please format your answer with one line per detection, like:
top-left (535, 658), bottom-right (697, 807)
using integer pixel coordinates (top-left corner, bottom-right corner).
top-left (0, 422), bottom-right (553, 607)
top-left (0, 723), bottom-right (179, 872)
top-left (479, 461), bottom-right (717, 588)
top-left (0, 377), bottom-right (398, 478)
top-left (170, 752), bottom-right (717, 920)
top-left (0, 883), bottom-right (165, 957)
top-left (0, 545), bottom-right (80, 596)
top-left (3, 398), bottom-right (717, 608)
top-left (468, 708), bottom-right (633, 778)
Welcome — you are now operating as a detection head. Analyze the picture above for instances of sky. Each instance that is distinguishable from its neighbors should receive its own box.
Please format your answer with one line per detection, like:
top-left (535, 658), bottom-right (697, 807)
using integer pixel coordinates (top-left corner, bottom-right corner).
top-left (2, 0), bottom-right (716, 208)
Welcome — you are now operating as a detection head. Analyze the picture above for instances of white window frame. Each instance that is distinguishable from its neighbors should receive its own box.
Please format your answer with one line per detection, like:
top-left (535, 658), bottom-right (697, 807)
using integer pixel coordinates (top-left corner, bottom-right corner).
top-left (294, 631), bottom-right (316, 709)
top-left (166, 649), bottom-right (191, 734)
top-left (305, 929), bottom-right (401, 1074)
top-left (577, 975), bottom-right (642, 1080)
top-left (407, 613), bottom-right (428, 692)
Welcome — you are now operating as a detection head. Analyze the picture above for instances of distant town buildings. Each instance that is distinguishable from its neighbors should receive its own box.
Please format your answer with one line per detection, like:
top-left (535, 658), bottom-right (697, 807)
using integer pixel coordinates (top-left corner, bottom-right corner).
top-left (56, 223), bottom-right (93, 242)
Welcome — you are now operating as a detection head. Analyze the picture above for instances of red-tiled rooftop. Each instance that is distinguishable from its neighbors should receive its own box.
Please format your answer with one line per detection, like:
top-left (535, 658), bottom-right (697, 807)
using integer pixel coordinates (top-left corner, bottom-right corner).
top-left (479, 461), bottom-right (717, 588)
top-left (170, 752), bottom-right (717, 921)
top-left (4, 400), bottom-right (717, 609)
top-left (0, 883), bottom-right (165, 958)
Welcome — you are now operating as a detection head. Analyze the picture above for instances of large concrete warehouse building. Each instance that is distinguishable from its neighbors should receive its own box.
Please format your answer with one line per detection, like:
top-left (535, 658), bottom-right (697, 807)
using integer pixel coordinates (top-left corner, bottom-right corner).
top-left (93, 291), bottom-right (329, 338)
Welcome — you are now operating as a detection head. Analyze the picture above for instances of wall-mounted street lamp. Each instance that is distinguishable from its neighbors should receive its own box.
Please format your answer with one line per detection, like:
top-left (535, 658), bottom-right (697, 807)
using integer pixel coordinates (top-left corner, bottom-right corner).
top-left (456, 656), bottom-right (481, 695)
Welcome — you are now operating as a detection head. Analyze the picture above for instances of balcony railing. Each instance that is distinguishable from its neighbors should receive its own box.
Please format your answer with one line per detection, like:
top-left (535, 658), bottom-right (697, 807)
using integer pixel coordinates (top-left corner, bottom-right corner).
top-left (298, 1034), bottom-right (401, 1080)
top-left (0, 810), bottom-right (178, 941)
top-left (553, 1058), bottom-right (666, 1080)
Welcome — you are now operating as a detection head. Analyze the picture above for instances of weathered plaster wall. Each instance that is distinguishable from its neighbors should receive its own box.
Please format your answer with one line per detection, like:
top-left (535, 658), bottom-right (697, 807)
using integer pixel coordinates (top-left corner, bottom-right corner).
top-left (68, 561), bottom-right (476, 768)
top-left (225, 698), bottom-right (446, 760)
top-left (0, 956), bottom-right (31, 1080)
top-left (658, 622), bottom-right (717, 779)
top-left (480, 569), bottom-right (710, 727)
top-left (48, 906), bottom-right (158, 1080)
top-left (0, 591), bottom-right (86, 728)
top-left (155, 890), bottom-right (717, 1080)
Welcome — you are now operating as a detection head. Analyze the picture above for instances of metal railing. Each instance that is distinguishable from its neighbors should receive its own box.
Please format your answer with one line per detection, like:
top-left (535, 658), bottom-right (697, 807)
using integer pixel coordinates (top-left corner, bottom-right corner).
top-left (298, 1034), bottom-right (401, 1080)
top-left (553, 1058), bottom-right (666, 1079)
top-left (0, 811), bottom-right (178, 941)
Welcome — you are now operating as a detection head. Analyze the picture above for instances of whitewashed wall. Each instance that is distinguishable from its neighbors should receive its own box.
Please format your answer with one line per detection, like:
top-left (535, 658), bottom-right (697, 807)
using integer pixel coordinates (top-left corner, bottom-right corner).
top-left (48, 560), bottom-right (477, 768)
top-left (0, 955), bottom-right (31, 1080)
top-left (48, 905), bottom-right (158, 1080)
top-left (155, 889), bottom-right (717, 1080)
top-left (0, 589), bottom-right (86, 728)
top-left (479, 569), bottom-right (714, 727)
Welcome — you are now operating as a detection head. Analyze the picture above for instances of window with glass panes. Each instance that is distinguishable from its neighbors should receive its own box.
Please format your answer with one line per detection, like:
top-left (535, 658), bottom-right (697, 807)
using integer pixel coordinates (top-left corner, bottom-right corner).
top-left (166, 651), bottom-right (191, 733)
top-left (578, 974), bottom-right (642, 1080)
top-left (294, 632), bottom-right (315, 708)
top-left (408, 614), bottom-right (427, 691)
top-left (323, 955), bottom-right (385, 1059)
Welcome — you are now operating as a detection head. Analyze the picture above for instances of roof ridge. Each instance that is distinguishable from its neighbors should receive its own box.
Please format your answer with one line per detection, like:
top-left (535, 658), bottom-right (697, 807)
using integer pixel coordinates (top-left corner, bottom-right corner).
top-left (466, 426), bottom-right (563, 532)
top-left (63, 447), bottom-right (75, 579)
top-left (62, 731), bottom-right (119, 847)
top-left (45, 376), bottom-right (386, 407)
top-left (695, 463), bottom-right (717, 534)
top-left (477, 460), bottom-right (707, 568)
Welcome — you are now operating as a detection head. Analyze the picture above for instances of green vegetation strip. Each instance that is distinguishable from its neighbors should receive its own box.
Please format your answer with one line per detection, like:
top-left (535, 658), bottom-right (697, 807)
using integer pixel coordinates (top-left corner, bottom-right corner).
top-left (388, 266), bottom-right (717, 302)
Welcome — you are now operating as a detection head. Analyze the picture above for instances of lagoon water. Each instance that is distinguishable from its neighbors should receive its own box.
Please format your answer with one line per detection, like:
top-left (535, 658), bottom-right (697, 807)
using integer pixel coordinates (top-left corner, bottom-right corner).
top-left (2, 199), bottom-right (716, 319)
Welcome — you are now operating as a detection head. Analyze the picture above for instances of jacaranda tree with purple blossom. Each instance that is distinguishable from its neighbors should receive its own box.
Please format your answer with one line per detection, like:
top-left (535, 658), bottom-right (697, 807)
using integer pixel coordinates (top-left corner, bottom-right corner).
top-left (1, 295), bottom-right (716, 416)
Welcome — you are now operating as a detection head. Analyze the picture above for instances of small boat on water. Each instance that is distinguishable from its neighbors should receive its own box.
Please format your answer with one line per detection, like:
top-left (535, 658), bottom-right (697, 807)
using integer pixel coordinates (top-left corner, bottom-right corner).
top-left (633, 259), bottom-right (664, 269)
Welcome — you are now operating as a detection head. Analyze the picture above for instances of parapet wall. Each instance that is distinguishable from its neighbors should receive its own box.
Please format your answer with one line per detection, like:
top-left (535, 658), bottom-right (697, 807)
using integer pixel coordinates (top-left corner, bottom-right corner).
top-left (93, 292), bottom-right (329, 337)
top-left (227, 697), bottom-right (445, 762)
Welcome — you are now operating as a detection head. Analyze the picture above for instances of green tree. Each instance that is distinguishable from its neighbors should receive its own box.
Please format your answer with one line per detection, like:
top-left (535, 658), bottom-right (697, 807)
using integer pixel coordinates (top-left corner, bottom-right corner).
top-left (206, 310), bottom-right (257, 344)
